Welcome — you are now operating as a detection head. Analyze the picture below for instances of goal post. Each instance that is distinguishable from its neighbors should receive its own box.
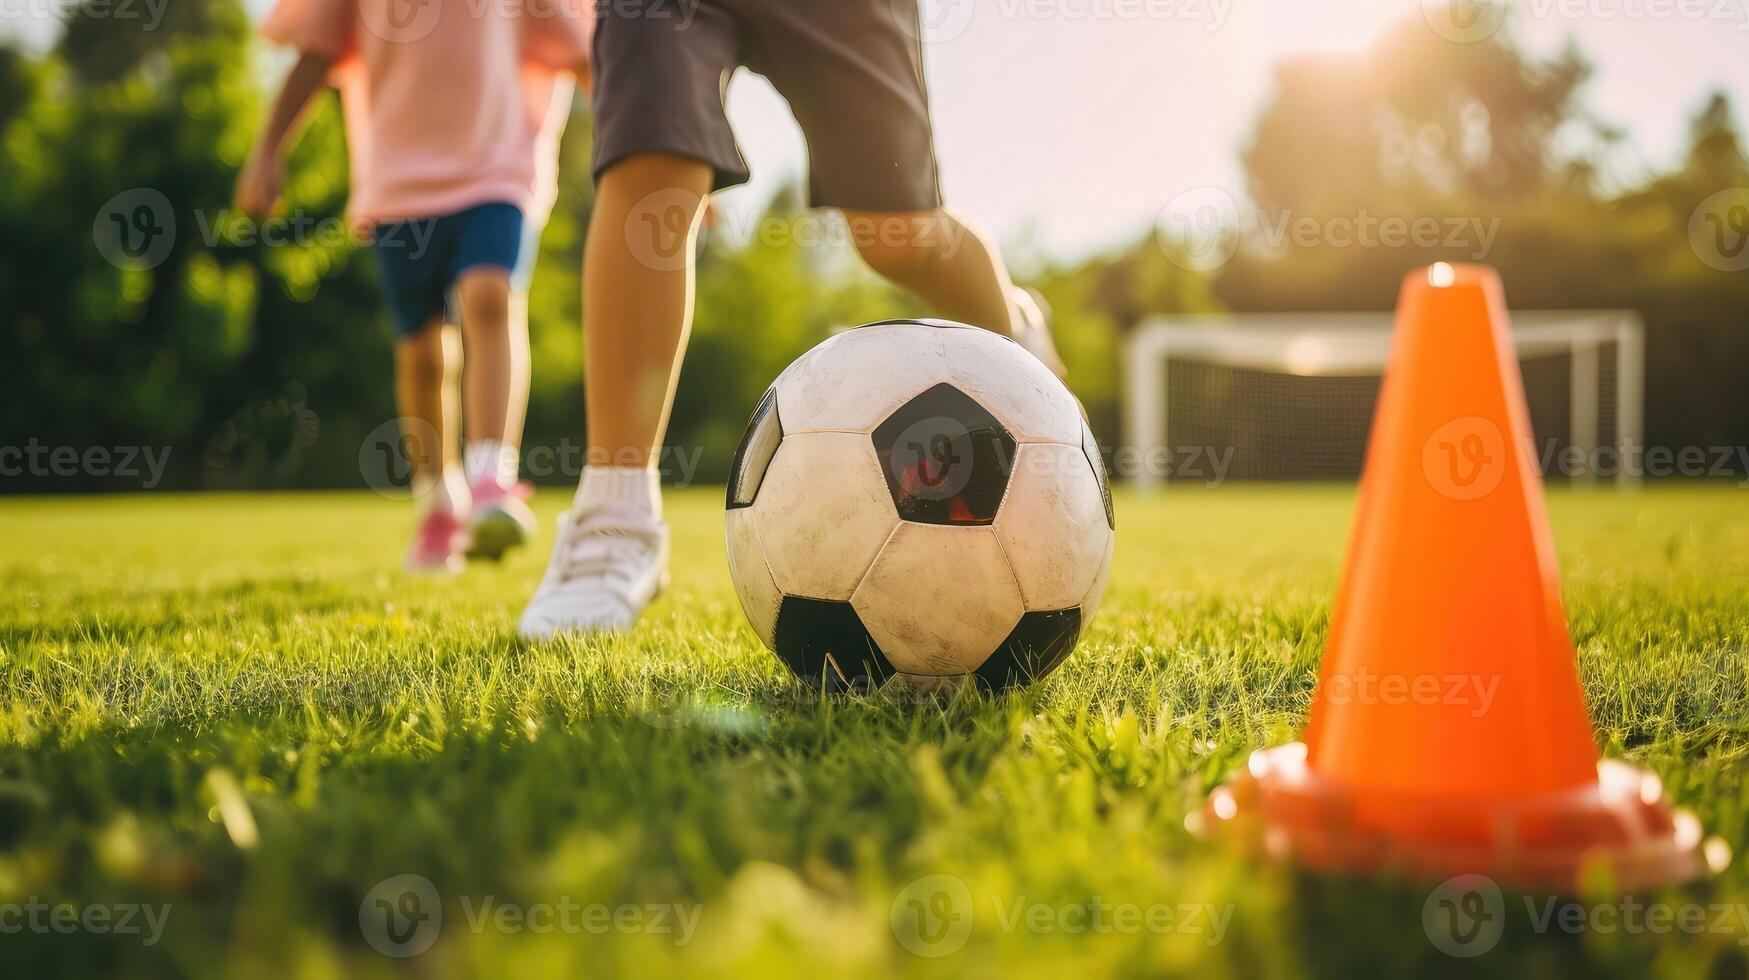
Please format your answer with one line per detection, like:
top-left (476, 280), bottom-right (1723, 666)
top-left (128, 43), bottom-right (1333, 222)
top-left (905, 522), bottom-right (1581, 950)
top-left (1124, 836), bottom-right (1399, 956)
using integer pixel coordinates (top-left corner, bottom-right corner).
top-left (1123, 311), bottom-right (1645, 492)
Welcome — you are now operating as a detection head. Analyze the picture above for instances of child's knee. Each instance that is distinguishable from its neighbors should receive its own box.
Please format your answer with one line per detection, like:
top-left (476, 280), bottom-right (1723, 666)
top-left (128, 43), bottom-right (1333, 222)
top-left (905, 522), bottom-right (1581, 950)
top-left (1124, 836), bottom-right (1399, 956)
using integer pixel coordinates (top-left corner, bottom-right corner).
top-left (396, 327), bottom-right (452, 386)
top-left (456, 271), bottom-right (515, 331)
top-left (600, 152), bottom-right (714, 202)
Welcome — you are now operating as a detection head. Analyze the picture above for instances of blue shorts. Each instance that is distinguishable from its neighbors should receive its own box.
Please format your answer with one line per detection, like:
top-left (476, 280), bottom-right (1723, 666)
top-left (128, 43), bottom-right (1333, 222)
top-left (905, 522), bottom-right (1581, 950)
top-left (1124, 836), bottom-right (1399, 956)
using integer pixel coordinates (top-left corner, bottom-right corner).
top-left (371, 202), bottom-right (537, 338)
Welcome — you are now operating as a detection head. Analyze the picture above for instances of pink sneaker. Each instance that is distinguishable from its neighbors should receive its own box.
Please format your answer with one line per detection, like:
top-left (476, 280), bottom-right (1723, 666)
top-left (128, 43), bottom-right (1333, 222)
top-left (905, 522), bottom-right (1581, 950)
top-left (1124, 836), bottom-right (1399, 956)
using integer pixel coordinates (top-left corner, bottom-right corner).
top-left (406, 508), bottom-right (467, 574)
top-left (467, 478), bottom-right (537, 561)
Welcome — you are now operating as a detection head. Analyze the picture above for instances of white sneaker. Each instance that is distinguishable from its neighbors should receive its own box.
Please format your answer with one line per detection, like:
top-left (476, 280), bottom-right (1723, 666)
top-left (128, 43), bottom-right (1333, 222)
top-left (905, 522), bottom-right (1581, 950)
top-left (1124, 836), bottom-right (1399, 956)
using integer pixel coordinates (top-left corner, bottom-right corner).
top-left (517, 504), bottom-right (669, 639)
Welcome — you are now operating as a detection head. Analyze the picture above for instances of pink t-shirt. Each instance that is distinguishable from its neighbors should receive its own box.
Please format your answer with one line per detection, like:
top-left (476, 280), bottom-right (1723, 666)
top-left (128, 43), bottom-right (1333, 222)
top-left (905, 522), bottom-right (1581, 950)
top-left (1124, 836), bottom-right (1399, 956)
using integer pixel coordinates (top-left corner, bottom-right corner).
top-left (262, 0), bottom-right (592, 224)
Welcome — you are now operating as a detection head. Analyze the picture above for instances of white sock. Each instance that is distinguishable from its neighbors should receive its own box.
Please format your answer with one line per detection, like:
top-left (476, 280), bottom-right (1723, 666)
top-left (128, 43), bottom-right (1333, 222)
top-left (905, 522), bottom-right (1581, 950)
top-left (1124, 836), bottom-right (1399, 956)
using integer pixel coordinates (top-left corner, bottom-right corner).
top-left (575, 465), bottom-right (662, 521)
top-left (464, 440), bottom-right (518, 488)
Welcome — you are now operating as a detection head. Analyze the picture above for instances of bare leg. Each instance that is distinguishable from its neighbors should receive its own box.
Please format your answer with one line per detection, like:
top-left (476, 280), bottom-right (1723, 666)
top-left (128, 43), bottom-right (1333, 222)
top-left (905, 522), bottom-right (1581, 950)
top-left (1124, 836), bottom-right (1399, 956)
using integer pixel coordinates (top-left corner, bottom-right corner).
top-left (517, 155), bottom-right (707, 636)
top-left (393, 321), bottom-right (467, 513)
top-left (843, 208), bottom-right (1017, 333)
top-left (843, 207), bottom-right (1065, 376)
top-left (584, 152), bottom-right (714, 466)
top-left (456, 267), bottom-right (528, 483)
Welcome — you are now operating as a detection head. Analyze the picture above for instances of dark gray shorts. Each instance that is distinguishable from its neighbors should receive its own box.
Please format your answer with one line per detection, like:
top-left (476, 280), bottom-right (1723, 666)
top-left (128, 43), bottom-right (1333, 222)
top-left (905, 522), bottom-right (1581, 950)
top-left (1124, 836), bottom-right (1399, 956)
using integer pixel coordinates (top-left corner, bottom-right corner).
top-left (590, 0), bottom-right (943, 213)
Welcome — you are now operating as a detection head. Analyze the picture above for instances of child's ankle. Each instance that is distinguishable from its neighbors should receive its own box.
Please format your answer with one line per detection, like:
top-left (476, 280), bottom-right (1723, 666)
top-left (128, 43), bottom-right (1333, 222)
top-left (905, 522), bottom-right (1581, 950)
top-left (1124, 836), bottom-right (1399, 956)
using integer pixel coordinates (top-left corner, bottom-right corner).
top-left (464, 440), bottom-right (519, 489)
top-left (575, 465), bottom-right (661, 521)
top-left (415, 468), bottom-right (471, 517)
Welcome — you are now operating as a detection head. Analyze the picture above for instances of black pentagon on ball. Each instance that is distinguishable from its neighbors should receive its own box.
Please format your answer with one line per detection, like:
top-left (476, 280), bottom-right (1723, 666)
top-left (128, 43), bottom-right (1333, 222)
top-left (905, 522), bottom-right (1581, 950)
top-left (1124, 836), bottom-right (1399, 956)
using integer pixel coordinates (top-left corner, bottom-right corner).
top-left (726, 387), bottom-right (782, 510)
top-left (972, 608), bottom-right (1083, 692)
top-left (771, 597), bottom-right (896, 692)
top-left (871, 383), bottom-right (1016, 526)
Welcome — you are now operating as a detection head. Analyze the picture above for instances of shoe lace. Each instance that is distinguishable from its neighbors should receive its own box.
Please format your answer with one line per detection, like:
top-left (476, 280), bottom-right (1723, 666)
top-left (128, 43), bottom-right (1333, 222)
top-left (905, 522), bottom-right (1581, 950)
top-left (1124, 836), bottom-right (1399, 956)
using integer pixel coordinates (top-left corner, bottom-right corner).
top-left (554, 506), bottom-right (659, 584)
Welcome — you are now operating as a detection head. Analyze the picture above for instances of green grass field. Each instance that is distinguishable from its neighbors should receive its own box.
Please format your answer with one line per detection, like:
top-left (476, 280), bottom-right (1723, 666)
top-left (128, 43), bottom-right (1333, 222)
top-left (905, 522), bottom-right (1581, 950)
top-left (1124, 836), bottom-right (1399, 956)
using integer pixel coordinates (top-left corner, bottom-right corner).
top-left (3, 486), bottom-right (1747, 977)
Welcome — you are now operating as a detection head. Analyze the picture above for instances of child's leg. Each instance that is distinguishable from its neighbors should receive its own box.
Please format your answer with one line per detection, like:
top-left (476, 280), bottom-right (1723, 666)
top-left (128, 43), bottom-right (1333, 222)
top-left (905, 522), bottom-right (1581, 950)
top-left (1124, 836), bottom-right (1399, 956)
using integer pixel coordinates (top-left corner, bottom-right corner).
top-left (842, 207), bottom-right (1017, 334)
top-left (518, 152), bottom-right (708, 638)
top-left (394, 320), bottom-right (467, 514)
top-left (455, 267), bottom-right (528, 484)
top-left (842, 207), bottom-right (1066, 376)
top-left (454, 265), bottom-right (539, 561)
top-left (583, 152), bottom-right (715, 468)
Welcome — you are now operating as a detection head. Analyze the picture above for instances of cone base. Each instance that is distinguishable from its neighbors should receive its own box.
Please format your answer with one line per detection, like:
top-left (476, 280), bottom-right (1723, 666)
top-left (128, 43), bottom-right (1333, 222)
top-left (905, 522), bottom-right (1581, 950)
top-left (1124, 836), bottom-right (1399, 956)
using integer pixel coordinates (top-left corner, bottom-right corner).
top-left (1193, 743), bottom-right (1729, 893)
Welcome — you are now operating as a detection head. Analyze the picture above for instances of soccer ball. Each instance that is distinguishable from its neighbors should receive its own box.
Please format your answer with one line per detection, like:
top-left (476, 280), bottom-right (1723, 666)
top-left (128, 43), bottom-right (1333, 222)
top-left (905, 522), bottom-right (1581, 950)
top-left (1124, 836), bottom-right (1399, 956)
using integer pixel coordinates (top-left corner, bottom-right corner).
top-left (723, 318), bottom-right (1115, 692)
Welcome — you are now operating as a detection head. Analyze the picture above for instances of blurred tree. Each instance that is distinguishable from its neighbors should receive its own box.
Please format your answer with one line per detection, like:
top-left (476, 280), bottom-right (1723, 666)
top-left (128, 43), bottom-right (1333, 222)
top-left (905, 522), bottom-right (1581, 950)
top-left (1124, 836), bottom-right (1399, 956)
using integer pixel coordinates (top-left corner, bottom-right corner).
top-left (1244, 20), bottom-right (1592, 216)
top-left (1215, 17), bottom-right (1749, 464)
top-left (3, 5), bottom-right (1739, 491)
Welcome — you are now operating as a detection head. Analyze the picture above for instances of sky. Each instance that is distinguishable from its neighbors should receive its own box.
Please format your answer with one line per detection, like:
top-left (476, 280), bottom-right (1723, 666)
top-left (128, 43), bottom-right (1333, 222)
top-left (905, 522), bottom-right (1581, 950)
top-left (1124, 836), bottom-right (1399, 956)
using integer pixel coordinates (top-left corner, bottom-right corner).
top-left (4, 0), bottom-right (1745, 260)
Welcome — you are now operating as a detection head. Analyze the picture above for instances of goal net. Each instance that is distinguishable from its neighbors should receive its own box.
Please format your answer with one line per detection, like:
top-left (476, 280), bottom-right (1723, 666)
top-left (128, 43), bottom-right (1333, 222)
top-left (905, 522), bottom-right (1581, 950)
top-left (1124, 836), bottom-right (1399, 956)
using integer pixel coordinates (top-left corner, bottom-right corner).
top-left (1122, 311), bottom-right (1644, 490)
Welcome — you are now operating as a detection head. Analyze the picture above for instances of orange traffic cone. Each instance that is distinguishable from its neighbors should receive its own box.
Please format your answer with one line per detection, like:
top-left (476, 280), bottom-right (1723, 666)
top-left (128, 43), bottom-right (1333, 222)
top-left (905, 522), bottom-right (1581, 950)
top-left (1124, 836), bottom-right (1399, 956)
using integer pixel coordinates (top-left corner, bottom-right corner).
top-left (1194, 263), bottom-right (1727, 891)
